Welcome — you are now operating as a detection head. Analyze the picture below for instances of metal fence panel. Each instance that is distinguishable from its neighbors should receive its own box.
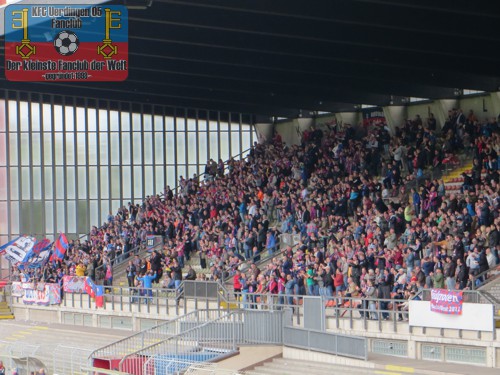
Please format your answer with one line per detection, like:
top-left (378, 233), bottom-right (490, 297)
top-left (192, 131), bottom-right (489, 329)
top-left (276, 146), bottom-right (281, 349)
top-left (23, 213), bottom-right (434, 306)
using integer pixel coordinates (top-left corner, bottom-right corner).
top-left (303, 297), bottom-right (325, 331)
top-left (336, 334), bottom-right (367, 360)
top-left (53, 345), bottom-right (93, 375)
top-left (309, 331), bottom-right (337, 354)
top-left (242, 310), bottom-right (283, 344)
top-left (283, 326), bottom-right (367, 361)
top-left (91, 310), bottom-right (223, 362)
top-left (283, 327), bottom-right (309, 350)
top-left (183, 281), bottom-right (220, 300)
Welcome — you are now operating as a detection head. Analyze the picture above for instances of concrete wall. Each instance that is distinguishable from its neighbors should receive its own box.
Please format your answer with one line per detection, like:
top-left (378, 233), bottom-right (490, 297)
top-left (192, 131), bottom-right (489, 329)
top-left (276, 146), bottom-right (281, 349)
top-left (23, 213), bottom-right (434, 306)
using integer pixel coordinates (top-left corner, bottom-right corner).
top-left (254, 122), bottom-right (273, 143)
top-left (275, 118), bottom-right (313, 145)
top-left (274, 112), bottom-right (361, 146)
top-left (383, 106), bottom-right (406, 134)
top-left (273, 92), bottom-right (500, 147)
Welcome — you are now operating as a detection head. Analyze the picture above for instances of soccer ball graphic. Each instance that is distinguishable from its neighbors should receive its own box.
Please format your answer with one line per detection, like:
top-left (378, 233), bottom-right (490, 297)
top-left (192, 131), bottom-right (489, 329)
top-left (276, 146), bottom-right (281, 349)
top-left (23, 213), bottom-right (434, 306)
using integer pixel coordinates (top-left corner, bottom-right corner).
top-left (54, 30), bottom-right (79, 56)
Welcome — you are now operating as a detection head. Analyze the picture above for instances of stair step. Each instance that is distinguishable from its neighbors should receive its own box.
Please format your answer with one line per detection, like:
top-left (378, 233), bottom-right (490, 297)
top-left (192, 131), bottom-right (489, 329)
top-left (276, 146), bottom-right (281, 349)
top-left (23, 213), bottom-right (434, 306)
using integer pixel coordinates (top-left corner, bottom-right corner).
top-left (253, 360), bottom-right (371, 375)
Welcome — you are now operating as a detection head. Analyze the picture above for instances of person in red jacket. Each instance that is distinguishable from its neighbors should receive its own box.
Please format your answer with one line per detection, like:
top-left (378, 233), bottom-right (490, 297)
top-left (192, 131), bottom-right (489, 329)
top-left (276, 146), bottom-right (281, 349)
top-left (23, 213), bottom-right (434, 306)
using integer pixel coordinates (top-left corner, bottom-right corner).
top-left (233, 269), bottom-right (243, 300)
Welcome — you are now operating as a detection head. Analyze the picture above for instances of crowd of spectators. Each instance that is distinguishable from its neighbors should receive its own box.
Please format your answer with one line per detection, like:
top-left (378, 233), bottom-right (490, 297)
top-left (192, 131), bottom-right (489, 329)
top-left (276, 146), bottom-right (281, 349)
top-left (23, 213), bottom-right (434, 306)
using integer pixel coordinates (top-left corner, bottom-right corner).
top-left (11, 108), bottom-right (500, 317)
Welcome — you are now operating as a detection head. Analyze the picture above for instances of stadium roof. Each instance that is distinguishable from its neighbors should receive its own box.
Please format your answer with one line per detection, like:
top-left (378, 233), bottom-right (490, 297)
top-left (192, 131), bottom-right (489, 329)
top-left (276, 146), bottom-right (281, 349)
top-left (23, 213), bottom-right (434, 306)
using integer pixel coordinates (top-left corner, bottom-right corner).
top-left (2, 0), bottom-right (500, 117)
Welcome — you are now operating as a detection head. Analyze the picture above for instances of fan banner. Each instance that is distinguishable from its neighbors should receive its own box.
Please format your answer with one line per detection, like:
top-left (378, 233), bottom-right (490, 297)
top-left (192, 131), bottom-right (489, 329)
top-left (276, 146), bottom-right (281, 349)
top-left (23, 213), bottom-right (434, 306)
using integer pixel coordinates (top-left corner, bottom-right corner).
top-left (62, 275), bottom-right (86, 293)
top-left (430, 289), bottom-right (463, 315)
top-left (0, 235), bottom-right (37, 265)
top-left (362, 107), bottom-right (386, 127)
top-left (4, 4), bottom-right (128, 81)
top-left (11, 282), bottom-right (24, 297)
top-left (22, 283), bottom-right (61, 305)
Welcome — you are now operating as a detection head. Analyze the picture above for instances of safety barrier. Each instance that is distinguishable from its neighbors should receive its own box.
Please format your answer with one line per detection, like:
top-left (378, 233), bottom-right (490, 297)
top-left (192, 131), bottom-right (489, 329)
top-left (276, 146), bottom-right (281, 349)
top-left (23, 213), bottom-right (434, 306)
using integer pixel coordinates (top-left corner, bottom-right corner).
top-left (53, 345), bottom-right (93, 375)
top-left (0, 342), bottom-right (42, 375)
top-left (90, 309), bottom-right (227, 362)
top-left (144, 359), bottom-right (247, 375)
top-left (283, 326), bottom-right (368, 360)
top-left (118, 313), bottom-right (240, 374)
top-left (116, 309), bottom-right (288, 374)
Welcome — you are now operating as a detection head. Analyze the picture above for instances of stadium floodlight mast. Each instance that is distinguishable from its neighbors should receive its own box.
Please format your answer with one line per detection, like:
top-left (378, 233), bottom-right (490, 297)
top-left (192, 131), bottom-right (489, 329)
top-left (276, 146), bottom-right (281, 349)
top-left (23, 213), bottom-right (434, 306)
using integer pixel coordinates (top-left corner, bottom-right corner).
top-left (123, 0), bottom-right (153, 9)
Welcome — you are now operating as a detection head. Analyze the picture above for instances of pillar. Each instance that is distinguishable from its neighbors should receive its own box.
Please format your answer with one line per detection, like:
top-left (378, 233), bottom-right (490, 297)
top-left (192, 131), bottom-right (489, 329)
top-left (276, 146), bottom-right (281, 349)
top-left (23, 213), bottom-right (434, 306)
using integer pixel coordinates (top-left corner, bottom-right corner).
top-left (254, 122), bottom-right (274, 144)
top-left (383, 106), bottom-right (407, 135)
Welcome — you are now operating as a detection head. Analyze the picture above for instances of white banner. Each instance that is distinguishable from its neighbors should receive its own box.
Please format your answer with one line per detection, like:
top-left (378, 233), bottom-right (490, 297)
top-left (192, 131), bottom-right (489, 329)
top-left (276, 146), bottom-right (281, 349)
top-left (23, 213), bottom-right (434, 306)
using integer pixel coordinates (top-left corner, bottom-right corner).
top-left (0, 236), bottom-right (37, 265)
top-left (409, 300), bottom-right (494, 331)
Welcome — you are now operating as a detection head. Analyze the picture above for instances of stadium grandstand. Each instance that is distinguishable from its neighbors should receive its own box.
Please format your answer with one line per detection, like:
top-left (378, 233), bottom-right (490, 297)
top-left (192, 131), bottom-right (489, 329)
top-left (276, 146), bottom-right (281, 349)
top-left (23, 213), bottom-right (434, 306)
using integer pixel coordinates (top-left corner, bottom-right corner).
top-left (0, 0), bottom-right (500, 374)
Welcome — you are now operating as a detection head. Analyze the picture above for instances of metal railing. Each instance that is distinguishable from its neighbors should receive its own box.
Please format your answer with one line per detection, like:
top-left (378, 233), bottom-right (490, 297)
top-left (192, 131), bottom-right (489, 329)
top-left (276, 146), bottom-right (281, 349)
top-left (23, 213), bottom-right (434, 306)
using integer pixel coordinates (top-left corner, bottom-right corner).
top-left (0, 342), bottom-right (43, 375)
top-left (471, 265), bottom-right (500, 290)
top-left (221, 233), bottom-right (300, 288)
top-left (8, 280), bottom-right (229, 316)
top-left (53, 345), bottom-right (93, 375)
top-left (118, 313), bottom-right (240, 375)
top-left (90, 310), bottom-right (227, 362)
top-left (283, 326), bottom-right (367, 360)
top-left (143, 358), bottom-right (247, 375)
top-left (94, 241), bottom-right (164, 285)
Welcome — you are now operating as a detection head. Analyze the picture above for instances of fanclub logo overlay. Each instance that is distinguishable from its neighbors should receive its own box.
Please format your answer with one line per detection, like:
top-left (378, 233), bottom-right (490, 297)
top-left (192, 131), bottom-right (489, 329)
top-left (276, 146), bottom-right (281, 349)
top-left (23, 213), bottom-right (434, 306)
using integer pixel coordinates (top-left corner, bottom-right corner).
top-left (4, 4), bottom-right (128, 81)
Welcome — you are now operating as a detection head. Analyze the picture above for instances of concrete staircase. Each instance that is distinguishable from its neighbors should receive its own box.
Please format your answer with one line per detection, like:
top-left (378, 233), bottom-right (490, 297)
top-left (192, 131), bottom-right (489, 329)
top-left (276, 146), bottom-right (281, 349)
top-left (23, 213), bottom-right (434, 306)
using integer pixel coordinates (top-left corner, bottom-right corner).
top-left (0, 322), bottom-right (131, 374)
top-left (247, 357), bottom-right (374, 375)
top-left (441, 160), bottom-right (490, 194)
top-left (0, 300), bottom-right (14, 320)
top-left (441, 161), bottom-right (473, 193)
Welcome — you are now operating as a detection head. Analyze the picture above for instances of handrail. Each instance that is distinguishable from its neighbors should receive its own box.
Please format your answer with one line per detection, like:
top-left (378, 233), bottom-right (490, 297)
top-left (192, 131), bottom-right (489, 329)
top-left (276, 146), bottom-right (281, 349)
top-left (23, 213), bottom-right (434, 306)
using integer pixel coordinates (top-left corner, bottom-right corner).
top-left (93, 240), bottom-right (165, 285)
top-left (222, 234), bottom-right (300, 286)
top-left (471, 264), bottom-right (500, 290)
top-left (89, 309), bottom-right (221, 361)
top-left (118, 312), bottom-right (237, 372)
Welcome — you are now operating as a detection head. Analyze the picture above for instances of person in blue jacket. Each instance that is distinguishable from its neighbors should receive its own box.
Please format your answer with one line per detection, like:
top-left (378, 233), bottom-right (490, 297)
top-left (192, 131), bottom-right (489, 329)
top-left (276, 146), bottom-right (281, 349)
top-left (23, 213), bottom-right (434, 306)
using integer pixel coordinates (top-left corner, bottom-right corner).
top-left (137, 270), bottom-right (156, 304)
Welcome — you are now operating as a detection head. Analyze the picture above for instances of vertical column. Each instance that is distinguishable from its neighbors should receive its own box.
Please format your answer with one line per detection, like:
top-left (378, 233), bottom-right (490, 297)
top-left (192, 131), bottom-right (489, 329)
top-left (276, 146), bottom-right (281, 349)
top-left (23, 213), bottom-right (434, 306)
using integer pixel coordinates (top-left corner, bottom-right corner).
top-left (39, 95), bottom-right (46, 237)
top-left (195, 109), bottom-right (200, 177)
top-left (95, 100), bottom-right (102, 224)
top-left (27, 93), bottom-right (33, 235)
top-left (128, 103), bottom-right (133, 202)
top-left (52, 96), bottom-right (58, 239)
top-left (4, 91), bottom-right (12, 240)
top-left (151, 105), bottom-right (157, 194)
top-left (15, 92), bottom-right (22, 237)
top-left (140, 104), bottom-right (146, 200)
top-left (382, 106), bottom-right (407, 135)
top-left (488, 92), bottom-right (500, 119)
top-left (238, 113), bottom-right (243, 156)
top-left (173, 108), bottom-right (178, 185)
top-left (254, 117), bottom-right (273, 144)
top-left (84, 98), bottom-right (90, 236)
top-left (435, 99), bottom-right (458, 130)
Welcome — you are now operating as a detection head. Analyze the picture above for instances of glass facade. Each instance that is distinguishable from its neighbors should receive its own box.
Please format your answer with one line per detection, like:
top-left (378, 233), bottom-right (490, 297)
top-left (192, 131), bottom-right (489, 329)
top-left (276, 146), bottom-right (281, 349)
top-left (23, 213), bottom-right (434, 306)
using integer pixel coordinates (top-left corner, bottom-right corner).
top-left (0, 91), bottom-right (256, 249)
